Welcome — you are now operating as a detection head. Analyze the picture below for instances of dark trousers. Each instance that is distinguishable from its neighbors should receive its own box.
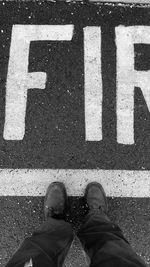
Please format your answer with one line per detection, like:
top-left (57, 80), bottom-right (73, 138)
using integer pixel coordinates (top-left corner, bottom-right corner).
top-left (6, 211), bottom-right (146, 267)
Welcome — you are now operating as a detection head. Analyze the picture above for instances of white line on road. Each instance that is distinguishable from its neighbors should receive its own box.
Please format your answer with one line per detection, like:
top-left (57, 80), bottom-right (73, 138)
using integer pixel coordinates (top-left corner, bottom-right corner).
top-left (90, 0), bottom-right (150, 3)
top-left (0, 169), bottom-right (150, 197)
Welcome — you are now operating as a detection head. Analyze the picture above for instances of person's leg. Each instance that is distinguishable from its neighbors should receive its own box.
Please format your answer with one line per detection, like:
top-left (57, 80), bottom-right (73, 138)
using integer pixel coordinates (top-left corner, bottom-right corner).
top-left (78, 182), bottom-right (146, 267)
top-left (6, 182), bottom-right (73, 267)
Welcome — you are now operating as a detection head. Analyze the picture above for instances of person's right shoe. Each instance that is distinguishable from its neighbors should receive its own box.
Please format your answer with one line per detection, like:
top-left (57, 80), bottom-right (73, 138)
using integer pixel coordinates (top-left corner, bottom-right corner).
top-left (85, 182), bottom-right (108, 214)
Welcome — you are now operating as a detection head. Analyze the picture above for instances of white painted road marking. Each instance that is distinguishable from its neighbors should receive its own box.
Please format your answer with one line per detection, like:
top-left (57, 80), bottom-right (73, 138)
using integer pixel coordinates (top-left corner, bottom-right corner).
top-left (84, 27), bottom-right (102, 141)
top-left (4, 25), bottom-right (74, 140)
top-left (116, 26), bottom-right (150, 145)
top-left (3, 25), bottom-right (150, 144)
top-left (90, 0), bottom-right (150, 3)
top-left (0, 169), bottom-right (150, 197)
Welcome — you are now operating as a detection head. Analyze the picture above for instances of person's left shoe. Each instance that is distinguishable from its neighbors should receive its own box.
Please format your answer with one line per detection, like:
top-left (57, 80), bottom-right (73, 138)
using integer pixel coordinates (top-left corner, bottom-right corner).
top-left (44, 182), bottom-right (67, 220)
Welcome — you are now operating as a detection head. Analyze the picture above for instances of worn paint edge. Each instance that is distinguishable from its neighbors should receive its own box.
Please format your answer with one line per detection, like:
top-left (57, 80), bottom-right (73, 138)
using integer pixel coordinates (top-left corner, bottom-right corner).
top-left (0, 169), bottom-right (150, 197)
top-left (89, 0), bottom-right (150, 4)
top-left (1, 0), bottom-right (150, 7)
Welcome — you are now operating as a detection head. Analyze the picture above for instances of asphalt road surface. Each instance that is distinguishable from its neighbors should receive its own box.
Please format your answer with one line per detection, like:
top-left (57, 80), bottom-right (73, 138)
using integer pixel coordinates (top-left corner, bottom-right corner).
top-left (0, 1), bottom-right (150, 266)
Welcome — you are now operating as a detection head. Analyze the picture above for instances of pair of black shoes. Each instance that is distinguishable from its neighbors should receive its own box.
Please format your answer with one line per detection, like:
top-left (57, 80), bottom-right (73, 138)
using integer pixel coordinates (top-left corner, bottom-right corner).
top-left (44, 182), bottom-right (108, 219)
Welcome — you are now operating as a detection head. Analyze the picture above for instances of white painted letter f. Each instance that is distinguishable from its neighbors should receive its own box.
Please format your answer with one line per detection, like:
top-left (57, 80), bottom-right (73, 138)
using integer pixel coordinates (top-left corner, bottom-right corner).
top-left (4, 25), bottom-right (73, 140)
